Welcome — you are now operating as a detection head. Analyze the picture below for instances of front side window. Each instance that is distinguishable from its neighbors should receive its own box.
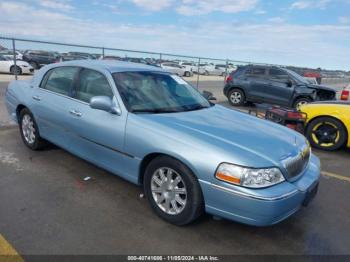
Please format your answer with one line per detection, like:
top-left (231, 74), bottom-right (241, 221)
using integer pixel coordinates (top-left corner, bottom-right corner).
top-left (269, 68), bottom-right (289, 81)
top-left (113, 71), bottom-right (211, 113)
top-left (42, 67), bottom-right (79, 96)
top-left (75, 69), bottom-right (114, 103)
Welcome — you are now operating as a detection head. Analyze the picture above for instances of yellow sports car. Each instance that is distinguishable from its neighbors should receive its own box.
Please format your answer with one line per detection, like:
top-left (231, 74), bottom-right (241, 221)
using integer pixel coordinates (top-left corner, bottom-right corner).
top-left (299, 101), bottom-right (350, 151)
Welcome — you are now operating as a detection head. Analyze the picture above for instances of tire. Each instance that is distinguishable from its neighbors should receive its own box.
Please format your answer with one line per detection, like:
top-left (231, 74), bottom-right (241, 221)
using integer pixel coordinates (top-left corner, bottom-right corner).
top-left (29, 61), bottom-right (39, 69)
top-left (293, 97), bottom-right (311, 109)
top-left (204, 71), bottom-right (209, 76)
top-left (143, 156), bottom-right (204, 226)
top-left (19, 108), bottom-right (46, 150)
top-left (306, 117), bottom-right (347, 151)
top-left (184, 71), bottom-right (190, 77)
top-left (228, 88), bottom-right (245, 106)
top-left (10, 66), bottom-right (22, 75)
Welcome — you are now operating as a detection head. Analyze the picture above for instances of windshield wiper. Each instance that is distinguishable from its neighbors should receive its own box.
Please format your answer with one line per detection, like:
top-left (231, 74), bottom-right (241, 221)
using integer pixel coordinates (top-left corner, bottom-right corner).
top-left (131, 108), bottom-right (180, 114)
top-left (183, 104), bottom-right (210, 112)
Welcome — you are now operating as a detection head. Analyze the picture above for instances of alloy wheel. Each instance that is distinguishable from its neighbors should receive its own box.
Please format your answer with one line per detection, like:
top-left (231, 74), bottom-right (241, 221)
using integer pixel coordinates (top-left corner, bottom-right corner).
top-left (230, 91), bottom-right (242, 104)
top-left (22, 114), bottom-right (36, 144)
top-left (151, 167), bottom-right (187, 215)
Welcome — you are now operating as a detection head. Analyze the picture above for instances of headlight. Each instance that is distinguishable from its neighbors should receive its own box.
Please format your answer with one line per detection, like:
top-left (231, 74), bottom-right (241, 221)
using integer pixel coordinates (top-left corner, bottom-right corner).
top-left (215, 163), bottom-right (285, 188)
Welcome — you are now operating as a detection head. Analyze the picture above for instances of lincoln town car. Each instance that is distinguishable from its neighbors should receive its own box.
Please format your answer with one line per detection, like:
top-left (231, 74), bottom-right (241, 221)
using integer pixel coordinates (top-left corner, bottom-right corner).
top-left (5, 61), bottom-right (320, 226)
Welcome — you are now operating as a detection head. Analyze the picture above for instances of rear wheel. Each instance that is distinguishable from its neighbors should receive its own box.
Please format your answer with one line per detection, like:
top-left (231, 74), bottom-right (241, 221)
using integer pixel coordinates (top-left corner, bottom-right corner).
top-left (306, 117), bottom-right (347, 151)
top-left (228, 88), bottom-right (245, 106)
top-left (19, 108), bottom-right (46, 150)
top-left (143, 156), bottom-right (204, 225)
top-left (184, 71), bottom-right (191, 77)
top-left (10, 66), bottom-right (22, 75)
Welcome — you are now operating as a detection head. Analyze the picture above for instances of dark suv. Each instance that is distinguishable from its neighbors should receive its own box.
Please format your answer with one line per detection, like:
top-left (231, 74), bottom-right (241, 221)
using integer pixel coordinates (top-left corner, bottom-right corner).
top-left (224, 65), bottom-right (336, 108)
top-left (22, 50), bottom-right (60, 69)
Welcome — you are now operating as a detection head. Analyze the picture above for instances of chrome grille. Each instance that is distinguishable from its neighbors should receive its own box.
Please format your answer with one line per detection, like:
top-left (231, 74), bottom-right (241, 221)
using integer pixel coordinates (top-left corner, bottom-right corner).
top-left (282, 145), bottom-right (311, 179)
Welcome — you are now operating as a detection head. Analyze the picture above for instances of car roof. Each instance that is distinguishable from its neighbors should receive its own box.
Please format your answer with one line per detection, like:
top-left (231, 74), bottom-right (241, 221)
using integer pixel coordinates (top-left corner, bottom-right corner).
top-left (52, 60), bottom-right (164, 73)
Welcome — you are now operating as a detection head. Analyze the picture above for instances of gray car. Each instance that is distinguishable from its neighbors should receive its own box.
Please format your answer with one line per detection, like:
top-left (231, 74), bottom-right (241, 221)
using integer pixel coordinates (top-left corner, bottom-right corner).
top-left (224, 65), bottom-right (336, 108)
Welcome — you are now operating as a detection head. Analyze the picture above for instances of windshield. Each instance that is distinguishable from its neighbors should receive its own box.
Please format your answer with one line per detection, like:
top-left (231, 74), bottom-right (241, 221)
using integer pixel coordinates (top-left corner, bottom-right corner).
top-left (284, 68), bottom-right (309, 84)
top-left (113, 71), bottom-right (212, 113)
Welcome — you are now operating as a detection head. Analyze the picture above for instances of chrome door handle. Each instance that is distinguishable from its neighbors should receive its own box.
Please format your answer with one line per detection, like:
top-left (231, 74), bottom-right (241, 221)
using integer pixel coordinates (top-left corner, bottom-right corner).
top-left (32, 95), bottom-right (41, 101)
top-left (69, 110), bottom-right (82, 117)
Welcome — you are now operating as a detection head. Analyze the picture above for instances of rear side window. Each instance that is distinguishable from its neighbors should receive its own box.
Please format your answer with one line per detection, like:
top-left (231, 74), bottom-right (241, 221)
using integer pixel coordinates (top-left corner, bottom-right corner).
top-left (42, 67), bottom-right (79, 96)
top-left (246, 67), bottom-right (266, 77)
top-left (75, 69), bottom-right (113, 103)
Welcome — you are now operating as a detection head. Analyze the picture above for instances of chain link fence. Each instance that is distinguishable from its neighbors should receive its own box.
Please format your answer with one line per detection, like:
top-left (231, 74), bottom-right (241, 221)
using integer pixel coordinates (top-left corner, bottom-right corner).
top-left (1, 36), bottom-right (349, 104)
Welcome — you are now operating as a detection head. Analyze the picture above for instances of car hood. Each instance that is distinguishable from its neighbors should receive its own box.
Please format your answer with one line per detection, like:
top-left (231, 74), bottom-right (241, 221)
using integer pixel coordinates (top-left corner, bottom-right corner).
top-left (308, 84), bottom-right (336, 93)
top-left (137, 105), bottom-right (307, 168)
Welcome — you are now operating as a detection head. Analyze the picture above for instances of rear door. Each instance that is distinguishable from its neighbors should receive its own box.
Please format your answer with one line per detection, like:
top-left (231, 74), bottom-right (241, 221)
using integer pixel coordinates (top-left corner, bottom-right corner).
top-left (245, 67), bottom-right (269, 102)
top-left (30, 66), bottom-right (80, 147)
top-left (266, 68), bottom-right (294, 106)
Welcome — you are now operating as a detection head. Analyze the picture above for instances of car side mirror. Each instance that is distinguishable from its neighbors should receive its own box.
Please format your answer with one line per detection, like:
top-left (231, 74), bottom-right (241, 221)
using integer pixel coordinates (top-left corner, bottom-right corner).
top-left (90, 96), bottom-right (121, 115)
top-left (286, 79), bottom-right (293, 87)
top-left (202, 90), bottom-right (217, 101)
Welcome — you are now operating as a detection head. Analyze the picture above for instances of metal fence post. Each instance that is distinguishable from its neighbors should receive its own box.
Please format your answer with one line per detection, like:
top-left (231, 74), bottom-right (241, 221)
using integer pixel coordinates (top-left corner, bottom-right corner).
top-left (196, 58), bottom-right (201, 90)
top-left (102, 47), bottom-right (105, 59)
top-left (12, 39), bottom-right (17, 80)
top-left (159, 53), bottom-right (162, 63)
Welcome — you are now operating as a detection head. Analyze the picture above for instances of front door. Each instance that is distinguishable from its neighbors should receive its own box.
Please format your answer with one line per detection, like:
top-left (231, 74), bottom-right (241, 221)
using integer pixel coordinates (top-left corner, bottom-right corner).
top-left (64, 68), bottom-right (131, 180)
top-left (266, 68), bottom-right (295, 106)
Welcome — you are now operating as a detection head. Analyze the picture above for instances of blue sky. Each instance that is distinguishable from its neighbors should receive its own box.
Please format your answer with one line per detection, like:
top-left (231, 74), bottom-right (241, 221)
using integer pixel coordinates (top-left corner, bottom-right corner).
top-left (1, 0), bottom-right (350, 70)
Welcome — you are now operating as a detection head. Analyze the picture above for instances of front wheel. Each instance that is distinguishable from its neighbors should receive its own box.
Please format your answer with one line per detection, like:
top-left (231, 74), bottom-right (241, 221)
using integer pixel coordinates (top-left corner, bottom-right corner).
top-left (19, 108), bottom-right (46, 150)
top-left (306, 117), bottom-right (347, 151)
top-left (143, 156), bottom-right (204, 225)
top-left (293, 97), bottom-right (311, 109)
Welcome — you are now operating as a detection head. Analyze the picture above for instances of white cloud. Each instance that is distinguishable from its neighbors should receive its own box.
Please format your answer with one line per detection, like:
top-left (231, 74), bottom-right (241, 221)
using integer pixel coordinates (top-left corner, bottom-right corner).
top-left (339, 16), bottom-right (350, 23)
top-left (290, 0), bottom-right (332, 10)
top-left (130, 0), bottom-right (174, 11)
top-left (176, 0), bottom-right (258, 15)
top-left (0, 1), bottom-right (349, 70)
top-left (37, 0), bottom-right (73, 11)
top-left (268, 17), bottom-right (285, 23)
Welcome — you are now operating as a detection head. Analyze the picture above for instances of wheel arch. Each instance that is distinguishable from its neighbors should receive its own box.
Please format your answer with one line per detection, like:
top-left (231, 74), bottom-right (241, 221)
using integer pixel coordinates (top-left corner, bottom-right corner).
top-left (306, 115), bottom-right (348, 145)
top-left (138, 152), bottom-right (199, 185)
top-left (16, 104), bottom-right (28, 122)
top-left (227, 86), bottom-right (246, 97)
top-left (292, 95), bottom-right (313, 106)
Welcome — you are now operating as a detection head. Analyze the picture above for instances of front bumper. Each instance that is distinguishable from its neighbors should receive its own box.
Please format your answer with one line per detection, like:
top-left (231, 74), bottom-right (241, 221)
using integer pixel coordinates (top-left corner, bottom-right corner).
top-left (19, 66), bottom-right (34, 74)
top-left (199, 154), bottom-right (320, 226)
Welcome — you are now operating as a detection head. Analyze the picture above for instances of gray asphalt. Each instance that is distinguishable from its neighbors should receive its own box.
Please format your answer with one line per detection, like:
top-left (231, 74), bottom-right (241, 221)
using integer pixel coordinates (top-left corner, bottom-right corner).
top-left (0, 127), bottom-right (350, 255)
top-left (0, 79), bottom-right (350, 255)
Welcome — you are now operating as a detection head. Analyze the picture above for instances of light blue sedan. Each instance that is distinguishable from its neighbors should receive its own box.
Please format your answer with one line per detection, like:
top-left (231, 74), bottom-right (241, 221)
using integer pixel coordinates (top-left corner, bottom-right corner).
top-left (5, 61), bottom-right (320, 226)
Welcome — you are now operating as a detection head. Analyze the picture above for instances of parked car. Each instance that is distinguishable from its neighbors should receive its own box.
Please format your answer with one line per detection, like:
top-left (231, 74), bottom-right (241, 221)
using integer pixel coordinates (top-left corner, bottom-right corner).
top-left (300, 101), bottom-right (350, 151)
top-left (224, 65), bottom-right (336, 108)
top-left (5, 60), bottom-right (320, 226)
top-left (0, 50), bottom-right (23, 60)
top-left (0, 55), bottom-right (33, 74)
top-left (160, 62), bottom-right (193, 77)
top-left (101, 55), bottom-right (123, 61)
top-left (340, 84), bottom-right (349, 101)
top-left (67, 52), bottom-right (95, 60)
top-left (60, 53), bottom-right (89, 62)
top-left (179, 62), bottom-right (197, 73)
top-left (22, 50), bottom-right (60, 69)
